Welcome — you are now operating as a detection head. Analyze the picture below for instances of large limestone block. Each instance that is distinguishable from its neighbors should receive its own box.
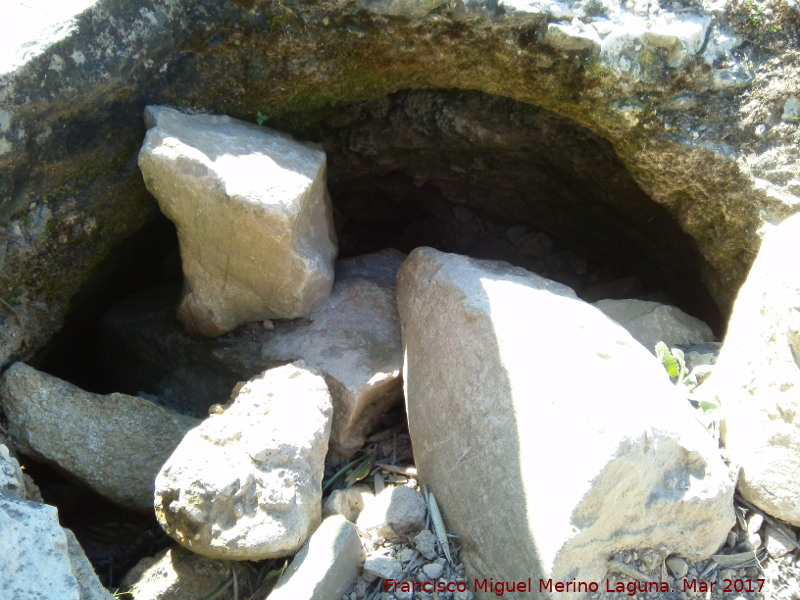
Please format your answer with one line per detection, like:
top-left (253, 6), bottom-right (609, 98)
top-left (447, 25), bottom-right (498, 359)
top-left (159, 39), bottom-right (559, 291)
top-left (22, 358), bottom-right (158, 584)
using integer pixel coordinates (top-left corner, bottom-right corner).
top-left (269, 515), bottom-right (364, 600)
top-left (701, 212), bottom-right (800, 525)
top-left (398, 248), bottom-right (734, 599)
top-left (154, 361), bottom-right (333, 560)
top-left (138, 105), bottom-right (337, 337)
top-left (0, 362), bottom-right (199, 512)
top-left (593, 298), bottom-right (714, 354)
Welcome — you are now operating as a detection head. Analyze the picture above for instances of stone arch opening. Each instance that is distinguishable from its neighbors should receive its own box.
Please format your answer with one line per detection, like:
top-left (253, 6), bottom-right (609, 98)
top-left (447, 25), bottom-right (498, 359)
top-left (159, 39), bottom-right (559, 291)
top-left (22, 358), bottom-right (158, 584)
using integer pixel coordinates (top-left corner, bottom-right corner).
top-left (321, 88), bottom-right (721, 330)
top-left (39, 87), bottom-right (722, 395)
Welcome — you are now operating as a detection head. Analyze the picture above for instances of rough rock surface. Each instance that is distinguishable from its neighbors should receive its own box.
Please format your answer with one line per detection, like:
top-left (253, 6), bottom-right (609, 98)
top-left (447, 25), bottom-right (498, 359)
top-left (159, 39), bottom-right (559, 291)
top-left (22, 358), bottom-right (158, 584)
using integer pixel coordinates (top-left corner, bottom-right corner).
top-left (259, 276), bottom-right (403, 457)
top-left (269, 515), bottom-right (364, 600)
top-left (154, 361), bottom-right (332, 560)
top-left (2, 0), bottom-right (799, 368)
top-left (398, 248), bottom-right (735, 598)
top-left (139, 105), bottom-right (337, 336)
top-left (0, 443), bottom-right (112, 600)
top-left (0, 362), bottom-right (199, 512)
top-left (701, 212), bottom-right (800, 526)
top-left (101, 251), bottom-right (404, 453)
top-left (121, 545), bottom-right (242, 600)
top-left (356, 485), bottom-right (428, 541)
top-left (593, 298), bottom-right (715, 353)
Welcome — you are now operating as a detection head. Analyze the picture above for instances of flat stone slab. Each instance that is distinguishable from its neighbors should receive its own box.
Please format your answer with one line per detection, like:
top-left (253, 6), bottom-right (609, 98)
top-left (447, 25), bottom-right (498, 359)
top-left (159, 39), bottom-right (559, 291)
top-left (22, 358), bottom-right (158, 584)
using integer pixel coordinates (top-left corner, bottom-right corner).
top-left (139, 105), bottom-right (337, 337)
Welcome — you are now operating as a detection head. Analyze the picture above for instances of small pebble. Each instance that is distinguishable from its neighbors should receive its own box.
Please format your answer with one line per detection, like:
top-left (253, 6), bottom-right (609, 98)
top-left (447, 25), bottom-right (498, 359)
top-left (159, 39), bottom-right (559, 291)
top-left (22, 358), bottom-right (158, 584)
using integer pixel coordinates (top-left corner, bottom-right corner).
top-left (666, 556), bottom-right (689, 579)
top-left (422, 561), bottom-right (444, 579)
top-left (414, 529), bottom-right (439, 560)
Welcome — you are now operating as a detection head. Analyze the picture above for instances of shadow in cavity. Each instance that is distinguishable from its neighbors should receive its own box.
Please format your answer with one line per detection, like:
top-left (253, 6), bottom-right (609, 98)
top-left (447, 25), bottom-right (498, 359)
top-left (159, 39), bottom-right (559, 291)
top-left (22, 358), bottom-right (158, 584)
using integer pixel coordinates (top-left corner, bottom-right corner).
top-left (322, 88), bottom-right (722, 333)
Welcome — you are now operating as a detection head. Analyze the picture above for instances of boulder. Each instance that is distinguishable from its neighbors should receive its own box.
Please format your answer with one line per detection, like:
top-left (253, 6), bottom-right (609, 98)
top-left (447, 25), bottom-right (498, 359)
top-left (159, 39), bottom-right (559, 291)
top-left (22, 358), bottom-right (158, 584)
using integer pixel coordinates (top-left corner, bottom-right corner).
top-left (0, 362), bottom-right (199, 512)
top-left (701, 212), bottom-right (800, 525)
top-left (397, 248), bottom-right (735, 598)
top-left (269, 515), bottom-right (364, 600)
top-left (593, 298), bottom-right (715, 354)
top-left (139, 105), bottom-right (337, 336)
top-left (0, 444), bottom-right (112, 600)
top-left (154, 361), bottom-right (332, 560)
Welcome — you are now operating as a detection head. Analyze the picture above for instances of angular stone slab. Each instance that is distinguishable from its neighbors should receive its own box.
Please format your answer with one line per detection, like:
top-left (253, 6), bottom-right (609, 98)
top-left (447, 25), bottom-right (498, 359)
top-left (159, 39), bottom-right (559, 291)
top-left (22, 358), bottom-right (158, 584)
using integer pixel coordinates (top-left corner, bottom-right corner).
top-left (269, 515), bottom-right (364, 600)
top-left (701, 212), bottom-right (800, 525)
top-left (154, 361), bottom-right (332, 560)
top-left (593, 298), bottom-right (714, 354)
top-left (397, 248), bottom-right (735, 597)
top-left (139, 105), bottom-right (337, 337)
top-left (260, 276), bottom-right (403, 457)
top-left (0, 362), bottom-right (199, 512)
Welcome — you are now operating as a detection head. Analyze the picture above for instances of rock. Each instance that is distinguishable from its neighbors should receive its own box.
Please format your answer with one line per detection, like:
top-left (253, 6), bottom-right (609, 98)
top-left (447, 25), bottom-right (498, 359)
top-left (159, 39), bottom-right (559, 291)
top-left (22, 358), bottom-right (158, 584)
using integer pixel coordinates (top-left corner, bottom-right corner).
top-left (397, 248), bottom-right (735, 596)
top-left (683, 342), bottom-right (722, 371)
top-left (764, 523), bottom-right (797, 558)
top-left (356, 485), bottom-right (427, 540)
top-left (414, 529), bottom-right (439, 560)
top-left (259, 276), bottom-right (403, 456)
top-left (666, 556), bottom-right (689, 579)
top-left (121, 545), bottom-right (240, 600)
top-left (0, 443), bottom-right (25, 498)
top-left (139, 105), bottom-right (337, 336)
top-left (593, 298), bottom-right (715, 354)
top-left (154, 361), bottom-right (332, 560)
top-left (0, 362), bottom-right (199, 512)
top-left (322, 485), bottom-right (369, 523)
top-left (0, 449), bottom-right (112, 600)
top-left (269, 515), bottom-right (364, 600)
top-left (101, 255), bottom-right (404, 454)
top-left (363, 555), bottom-right (404, 581)
top-left (702, 212), bottom-right (800, 526)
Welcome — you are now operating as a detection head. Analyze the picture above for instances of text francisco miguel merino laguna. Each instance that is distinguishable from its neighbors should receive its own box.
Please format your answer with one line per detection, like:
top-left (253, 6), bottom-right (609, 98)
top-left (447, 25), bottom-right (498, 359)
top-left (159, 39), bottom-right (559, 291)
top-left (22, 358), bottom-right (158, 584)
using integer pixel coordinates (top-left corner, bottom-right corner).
top-left (384, 577), bottom-right (766, 596)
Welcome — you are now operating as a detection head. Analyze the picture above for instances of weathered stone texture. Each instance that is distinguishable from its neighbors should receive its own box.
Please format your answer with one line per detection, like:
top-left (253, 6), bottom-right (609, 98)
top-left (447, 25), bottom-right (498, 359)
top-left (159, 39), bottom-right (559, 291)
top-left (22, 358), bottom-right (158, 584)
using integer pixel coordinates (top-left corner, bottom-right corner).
top-left (269, 515), bottom-right (364, 600)
top-left (0, 362), bottom-right (199, 512)
top-left (0, 444), bottom-right (112, 600)
top-left (398, 248), bottom-right (734, 599)
top-left (594, 298), bottom-right (715, 354)
top-left (154, 361), bottom-right (332, 560)
top-left (702, 212), bottom-right (800, 526)
top-left (139, 105), bottom-right (337, 336)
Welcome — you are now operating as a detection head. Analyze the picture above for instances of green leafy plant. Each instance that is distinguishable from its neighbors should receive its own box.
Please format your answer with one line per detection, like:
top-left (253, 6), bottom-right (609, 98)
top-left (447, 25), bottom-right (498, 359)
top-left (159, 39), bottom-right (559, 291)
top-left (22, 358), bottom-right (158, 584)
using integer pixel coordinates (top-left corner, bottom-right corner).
top-left (256, 111), bottom-right (269, 126)
top-left (655, 341), bottom-right (721, 413)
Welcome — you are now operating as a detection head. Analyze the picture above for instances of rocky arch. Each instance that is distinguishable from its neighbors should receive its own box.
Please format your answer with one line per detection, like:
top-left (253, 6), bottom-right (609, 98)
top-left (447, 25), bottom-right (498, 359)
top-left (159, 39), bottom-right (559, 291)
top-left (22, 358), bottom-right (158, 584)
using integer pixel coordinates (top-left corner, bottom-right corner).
top-left (1, 0), bottom-right (798, 365)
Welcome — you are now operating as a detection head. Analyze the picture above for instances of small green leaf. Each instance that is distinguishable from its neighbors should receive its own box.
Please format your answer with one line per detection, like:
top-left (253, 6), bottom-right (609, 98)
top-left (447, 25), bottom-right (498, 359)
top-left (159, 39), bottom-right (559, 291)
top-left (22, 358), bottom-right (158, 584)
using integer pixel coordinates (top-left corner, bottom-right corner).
top-left (656, 341), bottom-right (679, 379)
top-left (345, 453), bottom-right (375, 485)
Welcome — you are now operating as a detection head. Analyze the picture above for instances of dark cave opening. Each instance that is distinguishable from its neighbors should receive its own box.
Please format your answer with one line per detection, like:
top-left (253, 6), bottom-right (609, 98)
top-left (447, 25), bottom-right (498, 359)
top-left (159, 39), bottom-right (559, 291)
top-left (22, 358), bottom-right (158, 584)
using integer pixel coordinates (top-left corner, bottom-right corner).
top-left (39, 88), bottom-right (722, 399)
